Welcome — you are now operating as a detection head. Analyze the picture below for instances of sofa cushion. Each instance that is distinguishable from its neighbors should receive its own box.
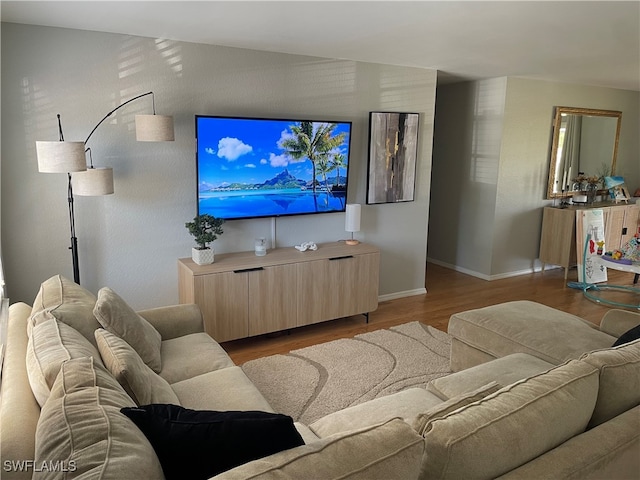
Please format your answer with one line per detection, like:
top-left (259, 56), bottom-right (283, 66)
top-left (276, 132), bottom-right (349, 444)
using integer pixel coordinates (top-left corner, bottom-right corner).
top-left (412, 381), bottom-right (501, 435)
top-left (448, 300), bottom-right (614, 365)
top-left (93, 287), bottom-right (162, 373)
top-left (496, 405), bottom-right (640, 480)
top-left (294, 422), bottom-right (320, 444)
top-left (579, 338), bottom-right (640, 428)
top-left (309, 387), bottom-right (443, 439)
top-left (170, 366), bottom-right (274, 412)
top-left (95, 328), bottom-right (180, 406)
top-left (26, 318), bottom-right (104, 407)
top-left (29, 274), bottom-right (101, 348)
top-left (33, 357), bottom-right (164, 480)
top-left (159, 332), bottom-right (235, 384)
top-left (428, 352), bottom-right (555, 400)
top-left (214, 418), bottom-right (425, 480)
top-left (419, 359), bottom-right (599, 479)
top-left (121, 404), bottom-right (304, 480)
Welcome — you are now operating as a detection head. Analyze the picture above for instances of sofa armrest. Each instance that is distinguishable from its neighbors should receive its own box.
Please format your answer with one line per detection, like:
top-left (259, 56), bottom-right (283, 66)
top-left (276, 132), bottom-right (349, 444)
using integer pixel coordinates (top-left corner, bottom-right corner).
top-left (137, 304), bottom-right (204, 340)
top-left (1, 303), bottom-right (41, 480)
top-left (599, 310), bottom-right (640, 338)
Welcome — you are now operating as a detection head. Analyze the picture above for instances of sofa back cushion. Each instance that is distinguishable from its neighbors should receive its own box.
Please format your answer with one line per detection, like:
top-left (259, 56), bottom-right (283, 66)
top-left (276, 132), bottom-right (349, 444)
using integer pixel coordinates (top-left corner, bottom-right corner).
top-left (26, 319), bottom-right (104, 407)
top-left (420, 360), bottom-right (599, 480)
top-left (95, 328), bottom-right (180, 406)
top-left (29, 275), bottom-right (101, 348)
top-left (579, 338), bottom-right (640, 428)
top-left (33, 357), bottom-right (165, 480)
top-left (214, 418), bottom-right (424, 480)
top-left (93, 287), bottom-right (162, 373)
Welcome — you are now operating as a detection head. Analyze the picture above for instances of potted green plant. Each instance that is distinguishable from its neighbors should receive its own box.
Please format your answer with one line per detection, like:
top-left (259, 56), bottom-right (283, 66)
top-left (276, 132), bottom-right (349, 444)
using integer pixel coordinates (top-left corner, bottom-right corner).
top-left (185, 214), bottom-right (224, 265)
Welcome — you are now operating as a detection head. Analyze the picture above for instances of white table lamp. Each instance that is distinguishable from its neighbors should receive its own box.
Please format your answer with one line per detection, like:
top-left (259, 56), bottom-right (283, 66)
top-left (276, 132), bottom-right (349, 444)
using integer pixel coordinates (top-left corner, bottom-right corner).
top-left (345, 203), bottom-right (361, 245)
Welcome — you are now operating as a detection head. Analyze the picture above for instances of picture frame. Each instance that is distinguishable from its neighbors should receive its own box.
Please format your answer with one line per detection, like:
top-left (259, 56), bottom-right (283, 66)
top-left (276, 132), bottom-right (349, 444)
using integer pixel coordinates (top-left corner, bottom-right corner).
top-left (366, 112), bottom-right (419, 204)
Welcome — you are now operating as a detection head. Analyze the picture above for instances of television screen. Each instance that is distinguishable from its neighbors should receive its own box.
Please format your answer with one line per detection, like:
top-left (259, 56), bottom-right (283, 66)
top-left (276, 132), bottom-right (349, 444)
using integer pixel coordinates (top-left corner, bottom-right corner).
top-left (196, 115), bottom-right (352, 220)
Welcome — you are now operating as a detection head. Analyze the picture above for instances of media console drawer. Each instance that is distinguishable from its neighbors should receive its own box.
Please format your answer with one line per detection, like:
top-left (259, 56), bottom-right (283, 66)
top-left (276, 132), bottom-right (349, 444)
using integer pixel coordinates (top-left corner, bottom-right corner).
top-left (178, 242), bottom-right (380, 342)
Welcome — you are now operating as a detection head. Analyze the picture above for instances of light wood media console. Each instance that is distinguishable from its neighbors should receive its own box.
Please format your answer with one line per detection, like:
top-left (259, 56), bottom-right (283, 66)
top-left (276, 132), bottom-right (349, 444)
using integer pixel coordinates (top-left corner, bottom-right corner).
top-left (178, 242), bottom-right (380, 342)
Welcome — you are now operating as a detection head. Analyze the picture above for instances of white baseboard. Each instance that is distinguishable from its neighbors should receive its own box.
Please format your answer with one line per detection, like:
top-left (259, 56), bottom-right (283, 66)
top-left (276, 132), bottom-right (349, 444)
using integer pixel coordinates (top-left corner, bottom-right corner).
top-left (378, 288), bottom-right (427, 302)
top-left (426, 257), bottom-right (555, 281)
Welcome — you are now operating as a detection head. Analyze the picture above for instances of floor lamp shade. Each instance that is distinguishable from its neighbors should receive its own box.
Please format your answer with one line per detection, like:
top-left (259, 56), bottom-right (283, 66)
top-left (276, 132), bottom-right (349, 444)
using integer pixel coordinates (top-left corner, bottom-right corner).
top-left (36, 141), bottom-right (87, 173)
top-left (74, 167), bottom-right (114, 196)
top-left (345, 204), bottom-right (361, 245)
top-left (135, 114), bottom-right (175, 141)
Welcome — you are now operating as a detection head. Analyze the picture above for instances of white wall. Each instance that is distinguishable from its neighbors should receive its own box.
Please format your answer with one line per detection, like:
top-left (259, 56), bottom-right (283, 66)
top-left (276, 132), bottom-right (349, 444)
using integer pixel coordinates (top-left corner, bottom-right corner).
top-left (430, 77), bottom-right (639, 279)
top-left (1, 23), bottom-right (436, 308)
top-left (428, 78), bottom-right (506, 276)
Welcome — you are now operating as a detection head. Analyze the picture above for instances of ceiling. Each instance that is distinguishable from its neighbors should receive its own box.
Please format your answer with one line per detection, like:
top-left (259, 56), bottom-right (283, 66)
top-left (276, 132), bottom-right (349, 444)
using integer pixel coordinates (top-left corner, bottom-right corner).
top-left (2, 1), bottom-right (639, 91)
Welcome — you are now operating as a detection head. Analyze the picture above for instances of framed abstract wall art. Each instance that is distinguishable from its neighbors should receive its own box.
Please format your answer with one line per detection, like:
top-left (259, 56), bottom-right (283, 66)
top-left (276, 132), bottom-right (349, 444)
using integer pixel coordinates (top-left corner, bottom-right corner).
top-left (366, 112), bottom-right (419, 204)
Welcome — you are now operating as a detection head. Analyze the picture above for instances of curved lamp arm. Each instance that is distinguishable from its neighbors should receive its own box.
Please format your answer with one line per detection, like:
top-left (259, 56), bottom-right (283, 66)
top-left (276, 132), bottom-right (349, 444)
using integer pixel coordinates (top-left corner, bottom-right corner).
top-left (84, 91), bottom-right (155, 144)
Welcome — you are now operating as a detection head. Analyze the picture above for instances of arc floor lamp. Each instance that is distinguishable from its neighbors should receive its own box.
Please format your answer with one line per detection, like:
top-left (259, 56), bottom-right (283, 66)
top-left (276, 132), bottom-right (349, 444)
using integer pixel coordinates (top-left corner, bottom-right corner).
top-left (35, 91), bottom-right (174, 284)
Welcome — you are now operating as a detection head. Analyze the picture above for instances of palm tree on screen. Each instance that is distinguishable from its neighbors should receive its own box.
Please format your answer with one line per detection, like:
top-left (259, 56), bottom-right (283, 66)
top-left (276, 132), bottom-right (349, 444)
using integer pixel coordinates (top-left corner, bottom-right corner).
top-left (280, 122), bottom-right (346, 195)
top-left (332, 153), bottom-right (347, 187)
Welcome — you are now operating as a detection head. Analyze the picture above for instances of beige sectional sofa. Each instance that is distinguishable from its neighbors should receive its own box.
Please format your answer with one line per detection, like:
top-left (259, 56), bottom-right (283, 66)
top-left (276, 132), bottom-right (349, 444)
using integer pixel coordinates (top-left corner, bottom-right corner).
top-left (1, 277), bottom-right (639, 479)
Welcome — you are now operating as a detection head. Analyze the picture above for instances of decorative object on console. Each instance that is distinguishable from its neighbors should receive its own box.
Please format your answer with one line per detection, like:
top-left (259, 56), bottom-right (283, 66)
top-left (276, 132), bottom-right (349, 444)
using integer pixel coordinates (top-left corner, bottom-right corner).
top-left (254, 237), bottom-right (267, 256)
top-left (35, 92), bottom-right (174, 284)
top-left (345, 203), bottom-right (361, 245)
top-left (604, 176), bottom-right (631, 204)
top-left (186, 214), bottom-right (224, 265)
top-left (295, 241), bottom-right (317, 252)
top-left (572, 173), bottom-right (601, 204)
top-left (367, 111), bottom-right (419, 204)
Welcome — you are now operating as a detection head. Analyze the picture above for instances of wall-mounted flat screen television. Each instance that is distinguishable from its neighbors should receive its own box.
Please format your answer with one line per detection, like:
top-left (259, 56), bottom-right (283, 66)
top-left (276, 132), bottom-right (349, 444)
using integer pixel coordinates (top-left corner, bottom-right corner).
top-left (196, 115), bottom-right (352, 220)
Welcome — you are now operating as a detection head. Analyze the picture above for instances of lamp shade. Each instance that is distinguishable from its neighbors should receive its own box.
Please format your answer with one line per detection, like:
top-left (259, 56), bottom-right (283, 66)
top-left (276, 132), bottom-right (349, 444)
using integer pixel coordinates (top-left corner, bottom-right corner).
top-left (135, 114), bottom-right (174, 141)
top-left (73, 167), bottom-right (114, 196)
top-left (345, 204), bottom-right (361, 233)
top-left (36, 141), bottom-right (87, 173)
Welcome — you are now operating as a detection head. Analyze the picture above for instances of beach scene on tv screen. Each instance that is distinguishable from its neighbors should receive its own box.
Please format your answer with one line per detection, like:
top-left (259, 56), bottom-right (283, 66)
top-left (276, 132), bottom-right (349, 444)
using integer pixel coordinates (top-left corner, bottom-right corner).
top-left (197, 117), bottom-right (351, 219)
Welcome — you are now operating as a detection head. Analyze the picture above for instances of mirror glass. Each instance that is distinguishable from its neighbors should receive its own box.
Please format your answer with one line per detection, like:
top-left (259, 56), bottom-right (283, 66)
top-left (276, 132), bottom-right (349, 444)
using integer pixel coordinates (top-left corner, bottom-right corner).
top-left (547, 107), bottom-right (622, 199)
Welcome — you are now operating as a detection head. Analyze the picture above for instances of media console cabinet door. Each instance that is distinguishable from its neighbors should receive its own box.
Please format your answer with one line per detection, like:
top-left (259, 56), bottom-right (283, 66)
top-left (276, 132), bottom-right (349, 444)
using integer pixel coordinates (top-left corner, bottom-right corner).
top-left (297, 252), bottom-right (379, 326)
top-left (334, 252), bottom-right (379, 316)
top-left (248, 264), bottom-right (298, 336)
top-left (194, 272), bottom-right (249, 342)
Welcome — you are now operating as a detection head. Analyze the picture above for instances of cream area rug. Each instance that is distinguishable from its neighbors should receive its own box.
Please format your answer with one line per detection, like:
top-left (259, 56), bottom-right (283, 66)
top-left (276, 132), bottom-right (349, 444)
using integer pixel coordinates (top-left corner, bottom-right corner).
top-left (241, 322), bottom-right (451, 424)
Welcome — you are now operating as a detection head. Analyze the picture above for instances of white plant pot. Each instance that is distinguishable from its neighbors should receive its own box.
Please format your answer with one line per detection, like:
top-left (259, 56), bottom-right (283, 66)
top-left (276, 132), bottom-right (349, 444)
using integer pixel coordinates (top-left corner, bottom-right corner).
top-left (192, 247), bottom-right (214, 265)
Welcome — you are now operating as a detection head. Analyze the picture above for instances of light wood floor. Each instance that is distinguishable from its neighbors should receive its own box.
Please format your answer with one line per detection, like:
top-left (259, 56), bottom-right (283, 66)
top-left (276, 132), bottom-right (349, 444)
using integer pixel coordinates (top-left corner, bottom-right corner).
top-left (223, 263), bottom-right (639, 364)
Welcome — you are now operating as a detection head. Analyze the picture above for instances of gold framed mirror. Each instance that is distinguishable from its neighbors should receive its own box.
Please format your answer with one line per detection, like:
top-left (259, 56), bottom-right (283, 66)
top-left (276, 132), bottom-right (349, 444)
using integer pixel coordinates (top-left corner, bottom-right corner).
top-left (546, 107), bottom-right (622, 199)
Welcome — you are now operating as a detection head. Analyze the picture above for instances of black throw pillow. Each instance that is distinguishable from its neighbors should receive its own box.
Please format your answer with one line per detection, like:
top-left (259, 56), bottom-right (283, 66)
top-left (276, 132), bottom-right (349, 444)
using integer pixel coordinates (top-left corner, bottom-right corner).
top-left (612, 324), bottom-right (640, 347)
top-left (121, 404), bottom-right (304, 480)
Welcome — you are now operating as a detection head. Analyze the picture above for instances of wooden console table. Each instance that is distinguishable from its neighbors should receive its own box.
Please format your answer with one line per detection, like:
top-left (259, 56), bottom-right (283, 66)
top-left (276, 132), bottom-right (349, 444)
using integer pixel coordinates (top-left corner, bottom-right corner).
top-left (178, 242), bottom-right (380, 342)
top-left (539, 203), bottom-right (640, 280)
